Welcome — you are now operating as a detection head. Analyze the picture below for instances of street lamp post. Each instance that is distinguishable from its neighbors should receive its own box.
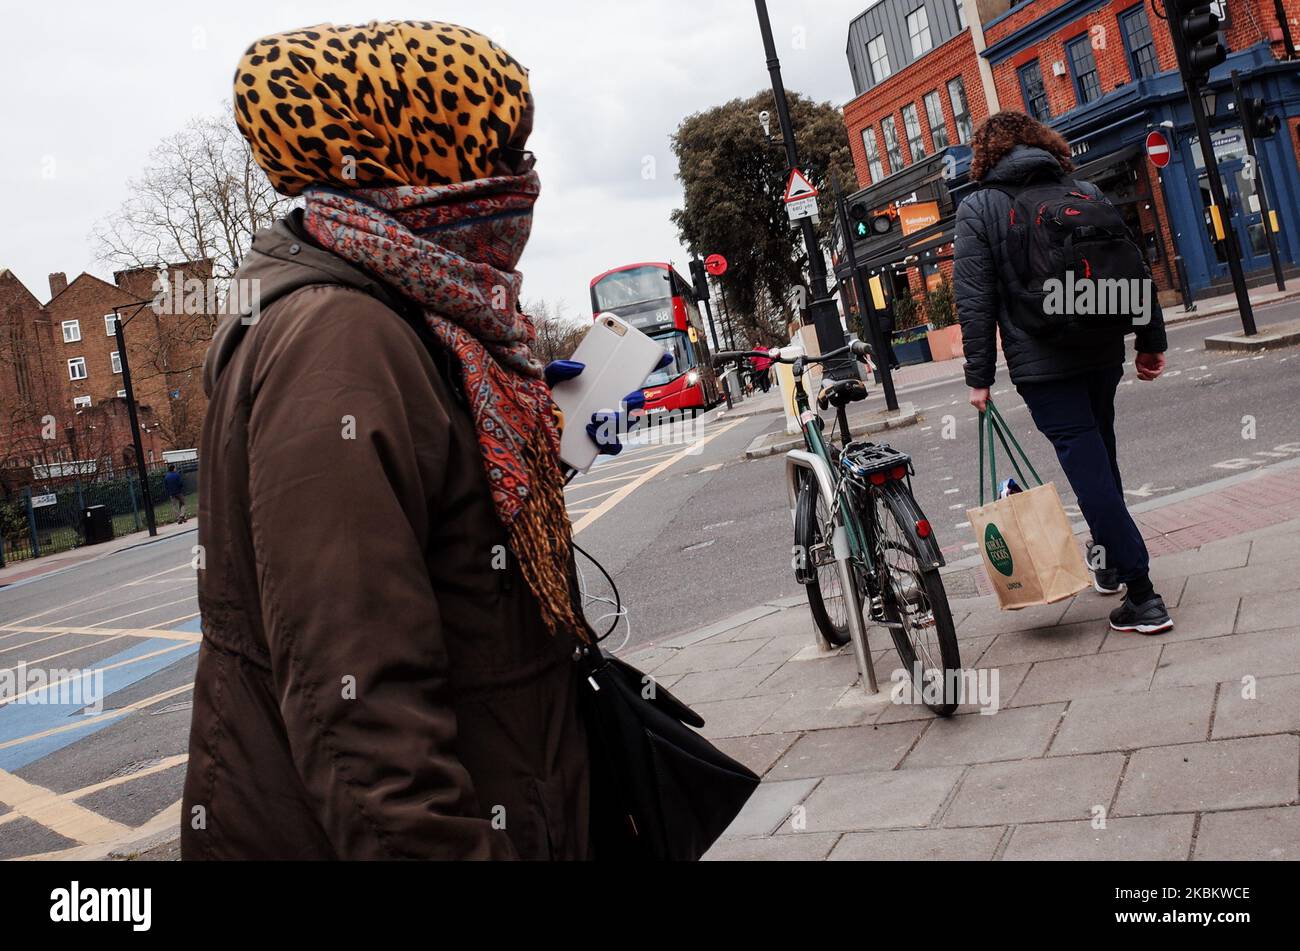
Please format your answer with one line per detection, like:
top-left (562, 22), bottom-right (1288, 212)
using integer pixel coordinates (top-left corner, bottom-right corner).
top-left (754, 0), bottom-right (852, 378)
top-left (112, 301), bottom-right (158, 537)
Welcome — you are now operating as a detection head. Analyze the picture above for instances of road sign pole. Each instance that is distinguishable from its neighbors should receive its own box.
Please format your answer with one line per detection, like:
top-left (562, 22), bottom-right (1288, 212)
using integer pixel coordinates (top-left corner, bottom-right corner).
top-left (1232, 69), bottom-right (1286, 293)
top-left (755, 0), bottom-right (850, 376)
top-left (114, 303), bottom-right (158, 536)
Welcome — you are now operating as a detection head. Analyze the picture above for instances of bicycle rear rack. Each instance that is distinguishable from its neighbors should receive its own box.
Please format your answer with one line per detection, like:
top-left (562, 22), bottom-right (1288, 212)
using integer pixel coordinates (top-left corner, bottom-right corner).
top-left (840, 442), bottom-right (914, 482)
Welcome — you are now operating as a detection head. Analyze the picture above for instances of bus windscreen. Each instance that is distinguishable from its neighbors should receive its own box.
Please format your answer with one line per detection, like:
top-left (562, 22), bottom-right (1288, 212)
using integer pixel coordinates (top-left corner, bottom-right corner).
top-left (592, 266), bottom-right (671, 312)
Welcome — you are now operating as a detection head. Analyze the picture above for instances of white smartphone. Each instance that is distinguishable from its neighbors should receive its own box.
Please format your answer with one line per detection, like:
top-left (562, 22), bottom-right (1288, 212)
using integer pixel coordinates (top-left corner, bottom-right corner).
top-left (551, 313), bottom-right (667, 473)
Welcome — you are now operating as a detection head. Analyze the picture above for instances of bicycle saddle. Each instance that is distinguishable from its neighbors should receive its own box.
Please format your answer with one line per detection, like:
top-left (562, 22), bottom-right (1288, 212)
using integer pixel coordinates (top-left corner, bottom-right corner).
top-left (817, 378), bottom-right (868, 411)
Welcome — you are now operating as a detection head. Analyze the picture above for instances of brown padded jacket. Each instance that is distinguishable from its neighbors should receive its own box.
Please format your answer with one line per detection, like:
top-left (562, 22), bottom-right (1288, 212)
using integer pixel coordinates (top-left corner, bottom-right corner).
top-left (181, 212), bottom-right (590, 860)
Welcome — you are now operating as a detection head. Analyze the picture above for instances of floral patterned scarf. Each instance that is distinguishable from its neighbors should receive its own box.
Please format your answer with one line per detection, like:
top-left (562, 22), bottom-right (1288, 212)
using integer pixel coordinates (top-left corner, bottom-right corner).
top-left (303, 171), bottom-right (591, 642)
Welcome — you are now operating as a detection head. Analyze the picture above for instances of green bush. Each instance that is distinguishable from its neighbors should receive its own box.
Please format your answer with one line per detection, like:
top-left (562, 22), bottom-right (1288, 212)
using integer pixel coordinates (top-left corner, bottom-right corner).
top-left (925, 277), bottom-right (957, 329)
top-left (892, 290), bottom-right (922, 332)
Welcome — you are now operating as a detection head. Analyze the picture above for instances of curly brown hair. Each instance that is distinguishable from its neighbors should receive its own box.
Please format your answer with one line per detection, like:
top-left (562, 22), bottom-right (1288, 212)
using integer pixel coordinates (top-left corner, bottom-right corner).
top-left (969, 111), bottom-right (1075, 181)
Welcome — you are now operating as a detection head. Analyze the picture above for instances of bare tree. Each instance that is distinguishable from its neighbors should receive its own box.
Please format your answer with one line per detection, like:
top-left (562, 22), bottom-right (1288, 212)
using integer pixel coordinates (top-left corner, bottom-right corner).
top-left (92, 108), bottom-right (297, 281)
top-left (526, 299), bottom-right (588, 365)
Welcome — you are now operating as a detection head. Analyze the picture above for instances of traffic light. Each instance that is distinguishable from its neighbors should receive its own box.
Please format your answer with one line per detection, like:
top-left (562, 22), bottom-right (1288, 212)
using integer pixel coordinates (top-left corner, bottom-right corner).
top-left (848, 201), bottom-right (897, 238)
top-left (1170, 1), bottom-right (1227, 84)
top-left (849, 201), bottom-right (871, 239)
top-left (688, 258), bottom-right (709, 302)
top-left (1242, 96), bottom-right (1282, 139)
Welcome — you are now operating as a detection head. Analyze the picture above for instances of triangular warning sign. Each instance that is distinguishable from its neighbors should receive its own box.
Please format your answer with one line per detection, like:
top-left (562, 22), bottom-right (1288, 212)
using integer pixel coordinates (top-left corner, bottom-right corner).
top-left (784, 168), bottom-right (818, 203)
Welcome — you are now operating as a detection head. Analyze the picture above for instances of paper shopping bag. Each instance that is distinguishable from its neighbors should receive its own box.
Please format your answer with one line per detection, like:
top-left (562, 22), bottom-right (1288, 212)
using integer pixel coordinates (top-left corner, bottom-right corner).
top-left (967, 482), bottom-right (1089, 610)
top-left (969, 401), bottom-right (1089, 611)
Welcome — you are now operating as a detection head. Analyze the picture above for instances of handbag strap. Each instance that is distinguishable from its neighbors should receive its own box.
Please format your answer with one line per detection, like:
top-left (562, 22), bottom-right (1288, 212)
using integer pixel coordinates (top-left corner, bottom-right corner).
top-left (978, 399), bottom-right (1044, 506)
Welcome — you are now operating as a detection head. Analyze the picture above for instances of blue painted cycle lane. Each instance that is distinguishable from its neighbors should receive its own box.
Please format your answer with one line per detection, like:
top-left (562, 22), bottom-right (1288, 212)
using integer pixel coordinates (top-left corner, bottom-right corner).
top-left (0, 616), bottom-right (202, 773)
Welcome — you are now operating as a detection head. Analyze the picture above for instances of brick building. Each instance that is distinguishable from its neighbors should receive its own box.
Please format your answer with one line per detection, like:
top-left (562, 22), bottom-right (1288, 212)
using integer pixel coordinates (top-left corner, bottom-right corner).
top-left (839, 0), bottom-right (1300, 301)
top-left (844, 0), bottom-right (997, 186)
top-left (0, 261), bottom-right (213, 490)
top-left (979, 0), bottom-right (1299, 295)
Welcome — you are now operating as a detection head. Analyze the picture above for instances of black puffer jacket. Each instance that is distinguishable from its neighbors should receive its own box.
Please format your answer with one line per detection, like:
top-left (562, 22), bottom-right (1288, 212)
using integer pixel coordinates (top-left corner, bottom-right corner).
top-left (955, 145), bottom-right (1167, 387)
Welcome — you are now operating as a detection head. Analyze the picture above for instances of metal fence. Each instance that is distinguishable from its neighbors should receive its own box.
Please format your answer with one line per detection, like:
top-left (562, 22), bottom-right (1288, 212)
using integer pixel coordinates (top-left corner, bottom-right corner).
top-left (0, 459), bottom-right (198, 566)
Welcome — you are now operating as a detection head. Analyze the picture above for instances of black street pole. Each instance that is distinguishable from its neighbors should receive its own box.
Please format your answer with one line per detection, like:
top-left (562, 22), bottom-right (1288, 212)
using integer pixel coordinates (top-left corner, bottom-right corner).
top-left (1273, 0), bottom-right (1297, 59)
top-left (692, 258), bottom-right (723, 350)
top-left (717, 284), bottom-right (737, 350)
top-left (113, 302), bottom-right (158, 537)
top-left (1231, 70), bottom-right (1286, 292)
top-left (754, 0), bottom-right (851, 377)
top-left (1167, 20), bottom-right (1256, 335)
top-left (833, 177), bottom-right (899, 411)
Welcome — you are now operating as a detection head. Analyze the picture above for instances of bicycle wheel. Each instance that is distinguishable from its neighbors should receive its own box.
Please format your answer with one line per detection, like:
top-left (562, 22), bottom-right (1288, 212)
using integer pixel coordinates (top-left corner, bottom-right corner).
top-left (871, 481), bottom-right (961, 716)
top-left (795, 476), bottom-right (852, 648)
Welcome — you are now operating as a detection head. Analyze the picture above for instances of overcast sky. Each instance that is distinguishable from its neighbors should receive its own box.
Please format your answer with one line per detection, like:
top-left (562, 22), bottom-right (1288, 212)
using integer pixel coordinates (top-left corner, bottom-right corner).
top-left (1, 0), bottom-right (868, 318)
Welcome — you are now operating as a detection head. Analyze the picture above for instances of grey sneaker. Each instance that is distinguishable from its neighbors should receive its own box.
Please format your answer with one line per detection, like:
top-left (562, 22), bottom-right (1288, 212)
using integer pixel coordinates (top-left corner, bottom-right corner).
top-left (1109, 595), bottom-right (1174, 635)
top-left (1087, 540), bottom-right (1123, 595)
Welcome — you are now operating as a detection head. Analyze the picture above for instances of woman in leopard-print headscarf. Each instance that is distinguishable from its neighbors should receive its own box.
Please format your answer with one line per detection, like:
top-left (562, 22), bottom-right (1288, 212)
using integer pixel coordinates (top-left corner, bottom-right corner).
top-left (184, 21), bottom-right (611, 861)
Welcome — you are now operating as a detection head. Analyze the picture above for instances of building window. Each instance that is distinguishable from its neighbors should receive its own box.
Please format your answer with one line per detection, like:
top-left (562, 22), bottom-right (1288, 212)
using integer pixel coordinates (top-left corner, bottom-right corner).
top-left (948, 77), bottom-right (973, 144)
top-left (955, 0), bottom-right (968, 29)
top-left (111, 351), bottom-right (123, 374)
top-left (862, 127), bottom-right (885, 182)
top-left (902, 103), bottom-right (929, 160)
top-left (104, 313), bottom-right (118, 337)
top-left (907, 7), bottom-right (933, 58)
top-left (1120, 6), bottom-right (1159, 79)
top-left (62, 320), bottom-right (81, 343)
top-left (73, 396), bottom-right (92, 409)
top-left (1067, 36), bottom-right (1103, 104)
top-left (924, 91), bottom-right (950, 150)
top-left (1018, 60), bottom-right (1051, 121)
top-left (868, 35), bottom-right (892, 83)
top-left (68, 357), bottom-right (87, 381)
top-left (881, 115), bottom-right (905, 172)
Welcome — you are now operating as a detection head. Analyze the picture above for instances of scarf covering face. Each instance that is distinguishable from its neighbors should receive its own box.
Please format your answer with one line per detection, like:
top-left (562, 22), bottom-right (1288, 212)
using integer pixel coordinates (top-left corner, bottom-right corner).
top-left (234, 21), bottom-right (531, 196)
top-left (236, 22), bottom-right (591, 643)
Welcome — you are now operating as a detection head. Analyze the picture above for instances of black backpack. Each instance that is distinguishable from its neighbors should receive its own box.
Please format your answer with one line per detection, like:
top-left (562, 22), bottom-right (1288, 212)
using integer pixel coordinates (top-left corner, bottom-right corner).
top-left (987, 177), bottom-right (1150, 337)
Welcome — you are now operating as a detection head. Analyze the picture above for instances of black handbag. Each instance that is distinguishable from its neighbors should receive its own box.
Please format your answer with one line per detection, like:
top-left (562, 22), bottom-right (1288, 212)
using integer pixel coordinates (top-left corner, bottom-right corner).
top-left (576, 644), bottom-right (760, 861)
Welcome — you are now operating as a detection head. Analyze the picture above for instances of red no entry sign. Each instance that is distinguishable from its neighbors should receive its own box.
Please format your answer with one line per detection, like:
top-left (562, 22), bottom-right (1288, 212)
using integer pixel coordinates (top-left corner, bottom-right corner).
top-left (1146, 130), bottom-right (1171, 169)
top-left (704, 253), bottom-right (728, 276)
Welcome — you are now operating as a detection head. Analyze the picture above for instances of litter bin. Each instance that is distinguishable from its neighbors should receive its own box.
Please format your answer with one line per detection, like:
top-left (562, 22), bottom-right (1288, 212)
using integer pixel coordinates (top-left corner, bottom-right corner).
top-left (82, 505), bottom-right (114, 546)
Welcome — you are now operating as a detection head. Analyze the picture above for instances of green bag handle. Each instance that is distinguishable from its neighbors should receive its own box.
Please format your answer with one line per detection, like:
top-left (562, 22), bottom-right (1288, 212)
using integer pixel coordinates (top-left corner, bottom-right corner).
top-left (978, 399), bottom-right (1044, 506)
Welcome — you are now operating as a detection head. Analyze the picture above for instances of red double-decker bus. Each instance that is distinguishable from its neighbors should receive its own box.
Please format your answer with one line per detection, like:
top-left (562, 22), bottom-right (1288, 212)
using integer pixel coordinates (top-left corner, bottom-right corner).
top-left (588, 262), bottom-right (721, 415)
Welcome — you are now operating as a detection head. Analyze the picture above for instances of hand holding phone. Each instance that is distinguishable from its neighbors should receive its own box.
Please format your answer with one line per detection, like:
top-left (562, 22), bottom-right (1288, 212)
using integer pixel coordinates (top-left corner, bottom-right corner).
top-left (549, 314), bottom-right (667, 473)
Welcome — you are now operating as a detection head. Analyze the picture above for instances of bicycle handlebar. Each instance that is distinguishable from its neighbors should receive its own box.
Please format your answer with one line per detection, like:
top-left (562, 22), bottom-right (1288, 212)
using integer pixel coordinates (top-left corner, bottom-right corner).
top-left (713, 339), bottom-right (873, 367)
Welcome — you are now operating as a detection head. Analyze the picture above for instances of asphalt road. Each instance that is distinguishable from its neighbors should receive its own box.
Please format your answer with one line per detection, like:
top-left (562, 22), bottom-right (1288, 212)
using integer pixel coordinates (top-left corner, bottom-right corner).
top-left (0, 532), bottom-right (199, 859)
top-left (576, 297), bottom-right (1300, 647)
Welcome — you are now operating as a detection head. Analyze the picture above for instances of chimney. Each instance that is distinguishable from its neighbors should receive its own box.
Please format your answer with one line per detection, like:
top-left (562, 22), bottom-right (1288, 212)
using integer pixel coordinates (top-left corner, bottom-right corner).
top-left (49, 272), bottom-right (68, 298)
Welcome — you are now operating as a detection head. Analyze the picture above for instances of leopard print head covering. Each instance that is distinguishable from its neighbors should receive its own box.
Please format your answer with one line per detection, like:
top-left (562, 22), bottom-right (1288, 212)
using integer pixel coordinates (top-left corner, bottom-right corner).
top-left (234, 20), bottom-right (532, 196)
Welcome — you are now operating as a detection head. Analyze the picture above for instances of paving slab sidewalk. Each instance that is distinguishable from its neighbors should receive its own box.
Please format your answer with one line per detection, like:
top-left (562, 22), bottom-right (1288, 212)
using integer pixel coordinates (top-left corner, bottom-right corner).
top-left (627, 497), bottom-right (1299, 861)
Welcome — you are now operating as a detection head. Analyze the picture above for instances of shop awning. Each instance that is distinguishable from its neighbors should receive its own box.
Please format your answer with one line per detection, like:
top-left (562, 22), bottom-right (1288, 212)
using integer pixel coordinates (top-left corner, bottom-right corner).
top-left (1073, 142), bottom-right (1145, 181)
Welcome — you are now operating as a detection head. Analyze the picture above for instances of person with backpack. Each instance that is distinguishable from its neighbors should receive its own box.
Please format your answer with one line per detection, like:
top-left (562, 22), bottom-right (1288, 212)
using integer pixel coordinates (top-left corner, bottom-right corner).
top-left (164, 464), bottom-right (186, 525)
top-left (182, 21), bottom-right (644, 860)
top-left (955, 111), bottom-right (1172, 635)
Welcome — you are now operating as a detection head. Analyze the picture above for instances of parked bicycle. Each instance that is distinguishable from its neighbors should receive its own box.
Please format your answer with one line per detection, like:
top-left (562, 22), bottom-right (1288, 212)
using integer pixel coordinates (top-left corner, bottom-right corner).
top-left (715, 340), bottom-right (961, 716)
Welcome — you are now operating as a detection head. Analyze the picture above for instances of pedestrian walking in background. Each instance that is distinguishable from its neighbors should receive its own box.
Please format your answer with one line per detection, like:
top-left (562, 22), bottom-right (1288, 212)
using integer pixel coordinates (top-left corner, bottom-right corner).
top-left (183, 21), bottom-right (631, 861)
top-left (954, 111), bottom-right (1173, 635)
top-left (163, 464), bottom-right (186, 525)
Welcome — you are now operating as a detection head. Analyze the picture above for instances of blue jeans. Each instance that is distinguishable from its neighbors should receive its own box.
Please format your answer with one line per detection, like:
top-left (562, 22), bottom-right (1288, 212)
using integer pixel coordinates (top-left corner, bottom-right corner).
top-left (1016, 365), bottom-right (1150, 584)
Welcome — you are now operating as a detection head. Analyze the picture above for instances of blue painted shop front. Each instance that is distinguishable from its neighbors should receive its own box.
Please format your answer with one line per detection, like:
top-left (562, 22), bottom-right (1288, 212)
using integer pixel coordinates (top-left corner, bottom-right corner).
top-left (979, 39), bottom-right (1300, 295)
